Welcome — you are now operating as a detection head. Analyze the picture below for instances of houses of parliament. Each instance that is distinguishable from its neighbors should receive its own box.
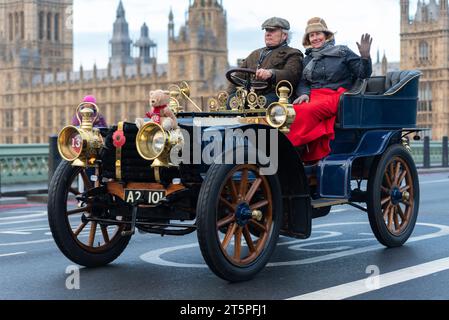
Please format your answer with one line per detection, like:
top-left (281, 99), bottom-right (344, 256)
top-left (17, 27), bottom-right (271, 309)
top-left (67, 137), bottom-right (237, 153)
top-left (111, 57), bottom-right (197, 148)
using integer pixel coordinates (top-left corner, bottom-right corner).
top-left (1, 0), bottom-right (449, 144)
top-left (0, 0), bottom-right (228, 144)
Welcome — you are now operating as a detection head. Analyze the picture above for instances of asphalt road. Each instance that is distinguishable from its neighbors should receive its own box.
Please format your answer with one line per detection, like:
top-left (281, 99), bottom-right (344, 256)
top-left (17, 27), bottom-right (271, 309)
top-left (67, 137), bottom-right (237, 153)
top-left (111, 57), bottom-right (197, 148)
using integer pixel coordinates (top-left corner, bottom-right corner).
top-left (1, 172), bottom-right (449, 301)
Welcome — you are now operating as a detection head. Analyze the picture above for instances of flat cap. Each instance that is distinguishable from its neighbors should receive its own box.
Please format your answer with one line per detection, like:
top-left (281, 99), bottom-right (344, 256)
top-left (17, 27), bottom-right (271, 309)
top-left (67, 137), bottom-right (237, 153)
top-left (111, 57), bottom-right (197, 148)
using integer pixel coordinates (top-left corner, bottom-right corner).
top-left (261, 17), bottom-right (290, 31)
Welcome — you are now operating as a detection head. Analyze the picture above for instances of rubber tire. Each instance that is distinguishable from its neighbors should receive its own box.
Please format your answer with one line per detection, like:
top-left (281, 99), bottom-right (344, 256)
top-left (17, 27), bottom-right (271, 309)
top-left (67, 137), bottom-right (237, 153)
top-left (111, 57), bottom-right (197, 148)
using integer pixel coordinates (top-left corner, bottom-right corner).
top-left (196, 163), bottom-right (282, 282)
top-left (48, 161), bottom-right (131, 267)
top-left (367, 144), bottom-right (420, 248)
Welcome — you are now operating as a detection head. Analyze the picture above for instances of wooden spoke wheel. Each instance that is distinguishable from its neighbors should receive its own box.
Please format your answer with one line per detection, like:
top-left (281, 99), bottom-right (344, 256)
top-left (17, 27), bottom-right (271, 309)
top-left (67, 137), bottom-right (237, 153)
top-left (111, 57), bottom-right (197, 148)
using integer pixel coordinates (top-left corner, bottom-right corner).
top-left (367, 145), bottom-right (420, 248)
top-left (197, 164), bottom-right (282, 282)
top-left (48, 161), bottom-right (131, 267)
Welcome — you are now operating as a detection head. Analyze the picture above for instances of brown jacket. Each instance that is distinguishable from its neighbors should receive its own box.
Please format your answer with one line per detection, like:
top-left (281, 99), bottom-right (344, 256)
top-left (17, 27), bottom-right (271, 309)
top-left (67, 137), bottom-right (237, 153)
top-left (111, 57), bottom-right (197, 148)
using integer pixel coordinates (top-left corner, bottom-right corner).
top-left (228, 45), bottom-right (304, 95)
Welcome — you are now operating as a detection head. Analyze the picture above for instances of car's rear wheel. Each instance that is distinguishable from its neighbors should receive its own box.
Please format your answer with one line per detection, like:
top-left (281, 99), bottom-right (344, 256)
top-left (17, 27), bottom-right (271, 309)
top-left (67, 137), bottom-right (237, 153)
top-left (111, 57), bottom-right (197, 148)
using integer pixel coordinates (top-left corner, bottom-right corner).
top-left (197, 164), bottom-right (282, 282)
top-left (367, 144), bottom-right (419, 247)
top-left (48, 161), bottom-right (131, 267)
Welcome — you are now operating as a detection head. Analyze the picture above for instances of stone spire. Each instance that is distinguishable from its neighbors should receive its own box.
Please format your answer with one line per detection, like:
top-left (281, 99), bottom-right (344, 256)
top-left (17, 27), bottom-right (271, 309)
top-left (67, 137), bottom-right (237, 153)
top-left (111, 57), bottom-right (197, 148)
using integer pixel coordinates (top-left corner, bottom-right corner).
top-left (415, 0), bottom-right (423, 22)
top-left (192, 0), bottom-right (221, 7)
top-left (401, 0), bottom-right (410, 25)
top-left (134, 23), bottom-right (157, 64)
top-left (168, 7), bottom-right (175, 39)
top-left (109, 0), bottom-right (133, 66)
top-left (441, 0), bottom-right (448, 14)
top-left (428, 0), bottom-right (440, 20)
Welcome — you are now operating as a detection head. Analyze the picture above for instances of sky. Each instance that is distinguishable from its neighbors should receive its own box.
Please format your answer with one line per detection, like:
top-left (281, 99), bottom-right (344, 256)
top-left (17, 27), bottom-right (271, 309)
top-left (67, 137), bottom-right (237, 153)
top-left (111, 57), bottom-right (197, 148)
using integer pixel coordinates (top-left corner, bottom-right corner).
top-left (72, 0), bottom-right (422, 70)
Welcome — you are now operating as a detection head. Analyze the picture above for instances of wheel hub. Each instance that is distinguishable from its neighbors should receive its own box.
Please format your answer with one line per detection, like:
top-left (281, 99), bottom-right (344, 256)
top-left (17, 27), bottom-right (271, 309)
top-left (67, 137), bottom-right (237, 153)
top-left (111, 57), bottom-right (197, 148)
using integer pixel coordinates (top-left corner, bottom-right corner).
top-left (235, 202), bottom-right (253, 227)
top-left (390, 187), bottom-right (403, 205)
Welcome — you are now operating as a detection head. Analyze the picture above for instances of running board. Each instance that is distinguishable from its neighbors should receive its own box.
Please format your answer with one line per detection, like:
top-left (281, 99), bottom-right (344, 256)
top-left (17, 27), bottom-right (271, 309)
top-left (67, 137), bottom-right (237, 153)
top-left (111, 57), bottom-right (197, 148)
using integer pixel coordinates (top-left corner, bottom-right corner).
top-left (311, 198), bottom-right (348, 209)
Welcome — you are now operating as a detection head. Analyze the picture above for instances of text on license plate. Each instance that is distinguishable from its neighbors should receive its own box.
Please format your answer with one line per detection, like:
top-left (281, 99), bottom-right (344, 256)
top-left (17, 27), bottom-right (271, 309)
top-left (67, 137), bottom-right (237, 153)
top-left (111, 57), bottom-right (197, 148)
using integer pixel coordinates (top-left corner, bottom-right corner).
top-left (124, 190), bottom-right (166, 205)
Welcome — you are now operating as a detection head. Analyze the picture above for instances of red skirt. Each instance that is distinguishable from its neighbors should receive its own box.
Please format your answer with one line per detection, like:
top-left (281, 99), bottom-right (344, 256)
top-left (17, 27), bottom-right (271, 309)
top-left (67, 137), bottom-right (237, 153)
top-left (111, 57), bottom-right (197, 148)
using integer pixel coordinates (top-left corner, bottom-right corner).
top-left (287, 87), bottom-right (347, 162)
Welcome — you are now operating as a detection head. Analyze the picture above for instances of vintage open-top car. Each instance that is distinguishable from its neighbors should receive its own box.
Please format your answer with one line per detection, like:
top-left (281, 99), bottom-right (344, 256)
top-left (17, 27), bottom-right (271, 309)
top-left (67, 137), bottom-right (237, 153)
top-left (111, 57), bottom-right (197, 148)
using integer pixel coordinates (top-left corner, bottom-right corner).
top-left (48, 68), bottom-right (422, 282)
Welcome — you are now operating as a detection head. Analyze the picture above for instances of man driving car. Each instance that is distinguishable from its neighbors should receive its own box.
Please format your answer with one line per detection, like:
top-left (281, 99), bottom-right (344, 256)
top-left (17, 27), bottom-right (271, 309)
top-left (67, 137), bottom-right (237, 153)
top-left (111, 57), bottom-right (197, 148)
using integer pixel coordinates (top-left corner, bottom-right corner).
top-left (227, 17), bottom-right (304, 106)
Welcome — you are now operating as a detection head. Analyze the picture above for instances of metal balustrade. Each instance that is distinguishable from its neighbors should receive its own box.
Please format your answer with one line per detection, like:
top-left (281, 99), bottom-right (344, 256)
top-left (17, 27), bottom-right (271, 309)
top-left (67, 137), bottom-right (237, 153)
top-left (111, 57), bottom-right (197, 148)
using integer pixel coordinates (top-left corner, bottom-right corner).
top-left (0, 144), bottom-right (49, 185)
top-left (0, 138), bottom-right (448, 189)
top-left (410, 140), bottom-right (447, 168)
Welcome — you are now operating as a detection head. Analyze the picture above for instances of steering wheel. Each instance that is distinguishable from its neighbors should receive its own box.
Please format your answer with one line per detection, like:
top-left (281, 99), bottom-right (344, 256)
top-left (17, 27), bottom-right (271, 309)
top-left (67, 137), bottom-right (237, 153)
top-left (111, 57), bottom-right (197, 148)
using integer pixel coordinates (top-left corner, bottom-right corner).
top-left (226, 68), bottom-right (269, 91)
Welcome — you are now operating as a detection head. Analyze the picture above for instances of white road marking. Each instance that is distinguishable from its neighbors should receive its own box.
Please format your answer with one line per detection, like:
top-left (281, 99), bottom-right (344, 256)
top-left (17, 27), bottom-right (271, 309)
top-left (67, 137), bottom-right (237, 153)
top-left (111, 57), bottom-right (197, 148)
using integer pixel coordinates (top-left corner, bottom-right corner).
top-left (0, 231), bottom-right (32, 235)
top-left (1, 227), bottom-right (49, 232)
top-left (278, 231), bottom-right (343, 246)
top-left (0, 252), bottom-right (26, 258)
top-left (288, 256), bottom-right (449, 300)
top-left (139, 223), bottom-right (449, 268)
top-left (420, 179), bottom-right (449, 185)
top-left (330, 209), bottom-right (349, 213)
top-left (269, 222), bottom-right (449, 267)
top-left (0, 212), bottom-right (47, 221)
top-left (287, 237), bottom-right (376, 253)
top-left (0, 239), bottom-right (54, 246)
top-left (0, 218), bottom-right (48, 226)
top-left (0, 225), bottom-right (49, 232)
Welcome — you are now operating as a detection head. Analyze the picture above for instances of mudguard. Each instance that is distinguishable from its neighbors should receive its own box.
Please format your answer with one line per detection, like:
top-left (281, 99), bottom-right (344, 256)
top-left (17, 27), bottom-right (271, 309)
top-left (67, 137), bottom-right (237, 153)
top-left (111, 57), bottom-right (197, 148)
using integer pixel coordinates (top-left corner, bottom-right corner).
top-left (200, 122), bottom-right (313, 239)
top-left (318, 130), bottom-right (400, 199)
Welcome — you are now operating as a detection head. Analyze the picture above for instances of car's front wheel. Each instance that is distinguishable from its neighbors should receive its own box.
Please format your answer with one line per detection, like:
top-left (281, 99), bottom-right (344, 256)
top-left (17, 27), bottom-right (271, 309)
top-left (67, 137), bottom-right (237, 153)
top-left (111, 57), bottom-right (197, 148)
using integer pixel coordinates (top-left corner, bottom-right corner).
top-left (196, 164), bottom-right (282, 282)
top-left (48, 161), bottom-right (131, 267)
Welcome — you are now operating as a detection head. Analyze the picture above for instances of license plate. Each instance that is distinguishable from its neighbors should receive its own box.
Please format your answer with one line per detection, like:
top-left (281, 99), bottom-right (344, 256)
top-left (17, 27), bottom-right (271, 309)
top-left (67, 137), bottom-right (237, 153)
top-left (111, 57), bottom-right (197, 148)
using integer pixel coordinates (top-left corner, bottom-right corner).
top-left (124, 190), bottom-right (166, 205)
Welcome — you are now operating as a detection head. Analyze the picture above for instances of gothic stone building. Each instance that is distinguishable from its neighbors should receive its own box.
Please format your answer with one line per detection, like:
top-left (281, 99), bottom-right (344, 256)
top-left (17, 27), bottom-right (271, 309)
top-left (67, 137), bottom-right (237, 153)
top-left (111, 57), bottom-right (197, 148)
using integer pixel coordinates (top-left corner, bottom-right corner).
top-left (0, 0), bottom-right (228, 144)
top-left (401, 0), bottom-right (449, 139)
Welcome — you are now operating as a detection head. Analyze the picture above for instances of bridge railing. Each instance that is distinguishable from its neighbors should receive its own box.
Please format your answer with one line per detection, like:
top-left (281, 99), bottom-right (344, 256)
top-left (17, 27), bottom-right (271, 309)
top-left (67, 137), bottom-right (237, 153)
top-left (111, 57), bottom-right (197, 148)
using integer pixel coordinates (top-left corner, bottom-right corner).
top-left (0, 137), bottom-right (448, 189)
top-left (0, 144), bottom-right (49, 186)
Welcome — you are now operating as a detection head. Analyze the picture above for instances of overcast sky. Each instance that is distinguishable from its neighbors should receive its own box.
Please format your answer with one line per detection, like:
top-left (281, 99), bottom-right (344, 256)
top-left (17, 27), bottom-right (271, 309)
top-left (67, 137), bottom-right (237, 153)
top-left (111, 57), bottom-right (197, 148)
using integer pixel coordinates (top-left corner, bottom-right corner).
top-left (72, 0), bottom-right (422, 70)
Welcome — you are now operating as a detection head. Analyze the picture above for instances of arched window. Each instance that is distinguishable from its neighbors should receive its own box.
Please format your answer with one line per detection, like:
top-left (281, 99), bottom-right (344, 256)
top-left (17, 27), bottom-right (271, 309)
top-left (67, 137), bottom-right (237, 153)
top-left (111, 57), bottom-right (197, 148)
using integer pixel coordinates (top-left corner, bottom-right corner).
top-left (23, 110), bottom-right (29, 127)
top-left (418, 82), bottom-right (432, 112)
top-left (20, 11), bottom-right (24, 40)
top-left (212, 57), bottom-right (217, 74)
top-left (8, 13), bottom-right (13, 41)
top-left (47, 12), bottom-right (52, 40)
top-left (54, 13), bottom-right (60, 42)
top-left (47, 109), bottom-right (53, 128)
top-left (6, 73), bottom-right (12, 91)
top-left (426, 83), bottom-right (432, 111)
top-left (179, 56), bottom-right (185, 78)
top-left (419, 41), bottom-right (429, 61)
top-left (38, 12), bottom-right (44, 40)
top-left (199, 56), bottom-right (205, 78)
top-left (14, 12), bottom-right (19, 38)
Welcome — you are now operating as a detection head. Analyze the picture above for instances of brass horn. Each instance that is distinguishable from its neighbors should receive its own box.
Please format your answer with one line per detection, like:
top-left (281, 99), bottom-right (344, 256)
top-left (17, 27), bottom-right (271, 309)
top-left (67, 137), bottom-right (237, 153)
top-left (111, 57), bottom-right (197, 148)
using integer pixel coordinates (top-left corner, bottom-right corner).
top-left (169, 81), bottom-right (203, 112)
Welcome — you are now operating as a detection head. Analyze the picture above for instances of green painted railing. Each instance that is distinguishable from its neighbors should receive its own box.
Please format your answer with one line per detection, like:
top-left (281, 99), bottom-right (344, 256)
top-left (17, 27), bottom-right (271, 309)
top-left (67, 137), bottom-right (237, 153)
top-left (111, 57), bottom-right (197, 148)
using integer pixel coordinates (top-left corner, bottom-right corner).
top-left (0, 144), bottom-right (49, 185)
top-left (410, 141), bottom-right (444, 166)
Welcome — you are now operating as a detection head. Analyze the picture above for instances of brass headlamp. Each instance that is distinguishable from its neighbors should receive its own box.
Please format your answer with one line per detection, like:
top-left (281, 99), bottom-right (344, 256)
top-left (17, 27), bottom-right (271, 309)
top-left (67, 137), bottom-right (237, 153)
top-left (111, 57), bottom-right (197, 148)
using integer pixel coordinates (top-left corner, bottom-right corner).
top-left (265, 81), bottom-right (296, 134)
top-left (57, 103), bottom-right (104, 167)
top-left (136, 121), bottom-right (184, 168)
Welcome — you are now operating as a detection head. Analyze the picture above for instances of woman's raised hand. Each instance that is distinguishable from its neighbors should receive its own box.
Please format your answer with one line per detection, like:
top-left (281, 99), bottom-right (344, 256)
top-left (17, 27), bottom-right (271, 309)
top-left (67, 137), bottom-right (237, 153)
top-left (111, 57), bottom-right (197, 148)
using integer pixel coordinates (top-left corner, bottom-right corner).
top-left (357, 33), bottom-right (373, 59)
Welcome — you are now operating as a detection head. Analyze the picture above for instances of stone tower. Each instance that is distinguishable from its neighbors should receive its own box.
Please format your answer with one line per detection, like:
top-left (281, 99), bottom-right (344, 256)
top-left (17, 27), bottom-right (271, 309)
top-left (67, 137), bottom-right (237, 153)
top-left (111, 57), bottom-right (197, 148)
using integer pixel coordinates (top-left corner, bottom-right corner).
top-left (134, 23), bottom-right (157, 64)
top-left (0, 0), bottom-right (73, 92)
top-left (168, 0), bottom-right (228, 99)
top-left (109, 0), bottom-right (133, 66)
top-left (400, 0), bottom-right (449, 139)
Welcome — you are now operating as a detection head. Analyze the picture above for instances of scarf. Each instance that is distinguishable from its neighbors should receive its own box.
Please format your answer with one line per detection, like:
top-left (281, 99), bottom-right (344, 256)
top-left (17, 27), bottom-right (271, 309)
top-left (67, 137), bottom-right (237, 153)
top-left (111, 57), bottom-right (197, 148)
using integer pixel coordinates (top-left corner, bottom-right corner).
top-left (257, 41), bottom-right (288, 69)
top-left (302, 40), bottom-right (345, 82)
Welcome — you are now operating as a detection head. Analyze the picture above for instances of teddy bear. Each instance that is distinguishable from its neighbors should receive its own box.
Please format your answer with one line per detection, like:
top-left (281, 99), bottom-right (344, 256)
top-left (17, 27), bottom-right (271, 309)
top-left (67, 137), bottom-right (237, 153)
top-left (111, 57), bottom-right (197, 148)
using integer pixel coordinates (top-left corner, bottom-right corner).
top-left (140, 89), bottom-right (178, 131)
